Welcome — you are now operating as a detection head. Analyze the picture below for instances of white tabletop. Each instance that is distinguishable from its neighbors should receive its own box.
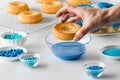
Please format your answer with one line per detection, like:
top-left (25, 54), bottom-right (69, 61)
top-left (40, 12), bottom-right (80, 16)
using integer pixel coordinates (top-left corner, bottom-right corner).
top-left (0, 0), bottom-right (120, 80)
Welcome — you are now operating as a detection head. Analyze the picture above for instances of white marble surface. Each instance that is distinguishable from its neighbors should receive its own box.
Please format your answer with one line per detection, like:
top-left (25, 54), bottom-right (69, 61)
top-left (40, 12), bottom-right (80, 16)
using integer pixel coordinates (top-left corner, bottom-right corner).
top-left (0, 0), bottom-right (120, 80)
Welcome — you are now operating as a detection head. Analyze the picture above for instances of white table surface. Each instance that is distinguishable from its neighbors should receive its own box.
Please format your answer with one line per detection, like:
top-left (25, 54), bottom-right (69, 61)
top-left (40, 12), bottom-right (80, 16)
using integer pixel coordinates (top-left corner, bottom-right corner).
top-left (0, 0), bottom-right (120, 80)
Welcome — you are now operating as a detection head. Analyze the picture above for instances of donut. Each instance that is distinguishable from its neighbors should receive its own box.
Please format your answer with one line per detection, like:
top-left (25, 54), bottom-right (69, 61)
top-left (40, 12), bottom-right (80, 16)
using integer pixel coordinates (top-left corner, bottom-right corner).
top-left (40, 1), bottom-right (63, 14)
top-left (52, 22), bottom-right (81, 40)
top-left (35, 0), bottom-right (56, 3)
top-left (6, 1), bottom-right (29, 15)
top-left (66, 0), bottom-right (90, 6)
top-left (18, 11), bottom-right (43, 24)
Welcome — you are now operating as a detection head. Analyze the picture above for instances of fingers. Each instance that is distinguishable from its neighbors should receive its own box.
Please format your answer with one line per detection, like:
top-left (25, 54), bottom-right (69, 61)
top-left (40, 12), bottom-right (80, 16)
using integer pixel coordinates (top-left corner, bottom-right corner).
top-left (67, 16), bottom-right (82, 22)
top-left (73, 25), bottom-right (91, 41)
top-left (60, 13), bottom-right (76, 22)
top-left (56, 7), bottom-right (68, 17)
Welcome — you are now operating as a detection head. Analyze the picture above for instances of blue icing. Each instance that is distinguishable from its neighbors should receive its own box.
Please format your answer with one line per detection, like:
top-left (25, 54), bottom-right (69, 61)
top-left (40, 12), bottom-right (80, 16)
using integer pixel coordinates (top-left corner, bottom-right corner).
top-left (86, 65), bottom-right (103, 77)
top-left (51, 42), bottom-right (86, 60)
top-left (97, 2), bottom-right (114, 9)
top-left (112, 22), bottom-right (120, 28)
top-left (103, 48), bottom-right (120, 56)
top-left (75, 20), bottom-right (83, 26)
top-left (78, 4), bottom-right (93, 8)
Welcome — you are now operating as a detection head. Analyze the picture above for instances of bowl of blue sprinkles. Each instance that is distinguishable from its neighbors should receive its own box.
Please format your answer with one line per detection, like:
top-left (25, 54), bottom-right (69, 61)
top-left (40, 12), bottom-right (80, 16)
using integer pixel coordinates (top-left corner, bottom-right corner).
top-left (19, 53), bottom-right (41, 68)
top-left (84, 62), bottom-right (106, 78)
top-left (45, 33), bottom-right (91, 60)
top-left (0, 46), bottom-right (27, 61)
top-left (1, 31), bottom-right (27, 46)
top-left (101, 45), bottom-right (120, 60)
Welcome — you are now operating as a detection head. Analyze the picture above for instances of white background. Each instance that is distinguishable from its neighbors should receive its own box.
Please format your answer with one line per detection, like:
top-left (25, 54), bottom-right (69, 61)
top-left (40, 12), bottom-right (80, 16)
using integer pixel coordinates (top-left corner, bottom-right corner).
top-left (0, 0), bottom-right (120, 80)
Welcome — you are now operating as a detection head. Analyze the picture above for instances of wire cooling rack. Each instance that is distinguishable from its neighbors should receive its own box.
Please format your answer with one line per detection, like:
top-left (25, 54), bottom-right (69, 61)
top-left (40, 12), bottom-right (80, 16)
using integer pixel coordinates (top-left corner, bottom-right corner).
top-left (0, 0), bottom-right (58, 33)
top-left (0, 0), bottom-right (119, 33)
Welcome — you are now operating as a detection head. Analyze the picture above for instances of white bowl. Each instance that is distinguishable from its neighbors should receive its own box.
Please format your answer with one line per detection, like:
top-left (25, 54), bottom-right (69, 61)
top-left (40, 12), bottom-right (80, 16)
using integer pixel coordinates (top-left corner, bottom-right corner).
top-left (100, 45), bottom-right (120, 60)
top-left (0, 46), bottom-right (27, 61)
top-left (1, 31), bottom-right (27, 46)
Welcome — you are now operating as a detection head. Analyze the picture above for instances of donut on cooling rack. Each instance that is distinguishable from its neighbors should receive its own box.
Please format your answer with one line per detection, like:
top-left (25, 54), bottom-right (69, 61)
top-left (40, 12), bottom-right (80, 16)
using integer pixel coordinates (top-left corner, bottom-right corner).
top-left (35, 0), bottom-right (57, 3)
top-left (66, 0), bottom-right (90, 6)
top-left (18, 11), bottom-right (43, 24)
top-left (52, 22), bottom-right (81, 40)
top-left (40, 1), bottom-right (63, 14)
top-left (6, 1), bottom-right (29, 15)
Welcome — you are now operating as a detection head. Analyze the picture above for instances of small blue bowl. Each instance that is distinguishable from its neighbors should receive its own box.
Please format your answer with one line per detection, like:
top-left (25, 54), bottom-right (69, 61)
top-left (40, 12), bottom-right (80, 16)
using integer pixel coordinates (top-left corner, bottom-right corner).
top-left (45, 33), bottom-right (91, 60)
top-left (97, 2), bottom-right (114, 9)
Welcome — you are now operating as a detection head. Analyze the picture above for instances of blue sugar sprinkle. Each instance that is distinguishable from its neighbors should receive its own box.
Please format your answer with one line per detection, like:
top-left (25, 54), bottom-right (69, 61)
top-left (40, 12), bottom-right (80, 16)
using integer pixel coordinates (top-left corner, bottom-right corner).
top-left (86, 65), bottom-right (103, 70)
top-left (97, 2), bottom-right (114, 9)
top-left (4, 33), bottom-right (23, 40)
top-left (103, 48), bottom-right (120, 56)
top-left (52, 42), bottom-right (85, 55)
top-left (22, 56), bottom-right (37, 67)
top-left (86, 65), bottom-right (103, 77)
top-left (51, 42), bottom-right (86, 60)
top-left (0, 49), bottom-right (24, 57)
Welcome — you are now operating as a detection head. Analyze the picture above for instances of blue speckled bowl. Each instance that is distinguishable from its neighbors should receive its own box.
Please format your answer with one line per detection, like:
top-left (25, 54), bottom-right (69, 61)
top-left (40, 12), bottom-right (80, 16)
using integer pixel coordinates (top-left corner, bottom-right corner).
top-left (45, 33), bottom-right (91, 60)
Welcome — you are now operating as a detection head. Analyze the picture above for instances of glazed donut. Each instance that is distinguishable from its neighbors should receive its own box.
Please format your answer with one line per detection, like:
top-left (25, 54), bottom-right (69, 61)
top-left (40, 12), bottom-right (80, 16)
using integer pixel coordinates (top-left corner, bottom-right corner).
top-left (35, 0), bottom-right (56, 3)
top-left (18, 11), bottom-right (43, 24)
top-left (6, 1), bottom-right (29, 15)
top-left (52, 22), bottom-right (81, 40)
top-left (66, 0), bottom-right (90, 6)
top-left (40, 1), bottom-right (63, 14)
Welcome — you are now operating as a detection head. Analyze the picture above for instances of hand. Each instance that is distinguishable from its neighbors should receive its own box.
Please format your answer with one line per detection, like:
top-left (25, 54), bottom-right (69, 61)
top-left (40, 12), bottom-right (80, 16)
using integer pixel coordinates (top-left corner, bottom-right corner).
top-left (56, 6), bottom-right (110, 41)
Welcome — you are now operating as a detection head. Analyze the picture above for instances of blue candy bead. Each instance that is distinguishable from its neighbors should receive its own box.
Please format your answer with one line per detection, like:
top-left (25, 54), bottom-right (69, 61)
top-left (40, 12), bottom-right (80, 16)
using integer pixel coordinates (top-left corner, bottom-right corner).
top-left (4, 33), bottom-right (23, 40)
top-left (0, 49), bottom-right (24, 57)
top-left (97, 2), bottom-right (114, 9)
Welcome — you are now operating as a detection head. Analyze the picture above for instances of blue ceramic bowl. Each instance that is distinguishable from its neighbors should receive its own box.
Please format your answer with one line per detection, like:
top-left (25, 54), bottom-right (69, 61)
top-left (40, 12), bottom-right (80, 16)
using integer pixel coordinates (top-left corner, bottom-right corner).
top-left (45, 33), bottom-right (91, 60)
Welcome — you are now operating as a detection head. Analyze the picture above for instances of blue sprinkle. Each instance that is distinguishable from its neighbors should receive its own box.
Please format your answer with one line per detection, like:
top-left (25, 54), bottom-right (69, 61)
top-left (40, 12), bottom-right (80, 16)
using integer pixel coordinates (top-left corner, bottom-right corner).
top-left (103, 48), bottom-right (120, 56)
top-left (86, 65), bottom-right (103, 77)
top-left (22, 56), bottom-right (37, 67)
top-left (97, 2), bottom-right (114, 9)
top-left (4, 33), bottom-right (23, 40)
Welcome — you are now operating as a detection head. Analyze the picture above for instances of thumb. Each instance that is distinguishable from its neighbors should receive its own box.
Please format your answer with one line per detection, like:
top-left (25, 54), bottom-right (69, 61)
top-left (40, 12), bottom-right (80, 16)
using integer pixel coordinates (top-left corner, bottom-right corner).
top-left (73, 25), bottom-right (91, 41)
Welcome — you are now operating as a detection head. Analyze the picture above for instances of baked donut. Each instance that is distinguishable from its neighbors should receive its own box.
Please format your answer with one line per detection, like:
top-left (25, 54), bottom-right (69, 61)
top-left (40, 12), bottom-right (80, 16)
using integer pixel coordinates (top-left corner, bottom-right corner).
top-left (6, 1), bottom-right (29, 15)
top-left (40, 1), bottom-right (63, 14)
top-left (66, 0), bottom-right (90, 6)
top-left (35, 0), bottom-right (56, 3)
top-left (18, 11), bottom-right (43, 24)
top-left (52, 22), bottom-right (81, 40)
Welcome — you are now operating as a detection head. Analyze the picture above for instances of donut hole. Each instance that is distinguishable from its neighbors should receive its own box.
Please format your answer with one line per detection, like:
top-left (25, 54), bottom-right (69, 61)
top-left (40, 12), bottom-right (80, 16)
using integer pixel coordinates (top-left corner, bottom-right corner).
top-left (60, 25), bottom-right (74, 31)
